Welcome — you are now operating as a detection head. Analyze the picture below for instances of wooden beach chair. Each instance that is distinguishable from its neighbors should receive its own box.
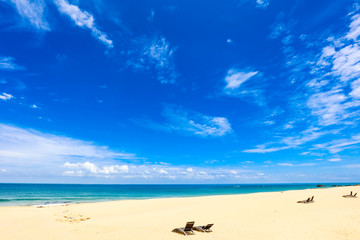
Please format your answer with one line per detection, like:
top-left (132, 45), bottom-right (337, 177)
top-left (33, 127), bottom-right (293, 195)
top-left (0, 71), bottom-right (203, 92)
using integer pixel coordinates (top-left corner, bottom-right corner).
top-left (193, 223), bottom-right (214, 232)
top-left (343, 191), bottom-right (358, 198)
top-left (172, 221), bottom-right (195, 236)
top-left (297, 196), bottom-right (314, 204)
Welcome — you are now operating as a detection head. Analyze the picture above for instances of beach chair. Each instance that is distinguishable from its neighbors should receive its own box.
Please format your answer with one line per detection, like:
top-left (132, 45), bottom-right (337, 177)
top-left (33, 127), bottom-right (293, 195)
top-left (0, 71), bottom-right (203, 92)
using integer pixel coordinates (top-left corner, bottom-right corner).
top-left (343, 191), bottom-right (358, 198)
top-left (172, 221), bottom-right (195, 236)
top-left (297, 196), bottom-right (314, 204)
top-left (193, 223), bottom-right (214, 232)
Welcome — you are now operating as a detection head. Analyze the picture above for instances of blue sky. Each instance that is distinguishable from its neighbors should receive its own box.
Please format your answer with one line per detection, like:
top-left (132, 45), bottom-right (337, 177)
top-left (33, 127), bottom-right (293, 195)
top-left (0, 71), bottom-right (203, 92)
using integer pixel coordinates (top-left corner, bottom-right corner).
top-left (1, 0), bottom-right (360, 183)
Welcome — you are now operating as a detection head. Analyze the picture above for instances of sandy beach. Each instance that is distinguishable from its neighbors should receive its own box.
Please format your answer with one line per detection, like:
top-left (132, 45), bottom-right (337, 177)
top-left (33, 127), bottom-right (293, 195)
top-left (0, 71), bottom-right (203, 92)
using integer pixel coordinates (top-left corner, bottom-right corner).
top-left (1, 186), bottom-right (359, 240)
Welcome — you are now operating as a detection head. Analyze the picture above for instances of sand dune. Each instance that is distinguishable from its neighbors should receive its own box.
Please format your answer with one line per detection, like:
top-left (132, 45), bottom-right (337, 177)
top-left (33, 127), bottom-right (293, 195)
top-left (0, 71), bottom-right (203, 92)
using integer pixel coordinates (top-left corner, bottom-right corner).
top-left (1, 186), bottom-right (360, 240)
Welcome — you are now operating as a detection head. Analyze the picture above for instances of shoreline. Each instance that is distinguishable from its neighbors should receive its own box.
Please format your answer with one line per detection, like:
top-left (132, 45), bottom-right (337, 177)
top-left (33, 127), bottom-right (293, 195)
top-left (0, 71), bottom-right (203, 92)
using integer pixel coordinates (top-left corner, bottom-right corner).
top-left (1, 186), bottom-right (360, 239)
top-left (1, 183), bottom-right (358, 207)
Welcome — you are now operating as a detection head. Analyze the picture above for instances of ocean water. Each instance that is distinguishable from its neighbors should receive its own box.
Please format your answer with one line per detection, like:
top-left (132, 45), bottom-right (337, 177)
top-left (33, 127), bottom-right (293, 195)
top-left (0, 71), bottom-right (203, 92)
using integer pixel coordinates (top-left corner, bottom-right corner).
top-left (0, 183), bottom-right (354, 207)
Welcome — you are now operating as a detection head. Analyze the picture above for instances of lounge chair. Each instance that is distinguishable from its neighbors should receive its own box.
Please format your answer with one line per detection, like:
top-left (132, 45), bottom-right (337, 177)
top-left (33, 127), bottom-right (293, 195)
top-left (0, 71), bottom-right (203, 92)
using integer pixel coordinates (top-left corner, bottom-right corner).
top-left (172, 221), bottom-right (195, 236)
top-left (343, 191), bottom-right (358, 198)
top-left (193, 223), bottom-right (214, 232)
top-left (297, 196), bottom-right (314, 203)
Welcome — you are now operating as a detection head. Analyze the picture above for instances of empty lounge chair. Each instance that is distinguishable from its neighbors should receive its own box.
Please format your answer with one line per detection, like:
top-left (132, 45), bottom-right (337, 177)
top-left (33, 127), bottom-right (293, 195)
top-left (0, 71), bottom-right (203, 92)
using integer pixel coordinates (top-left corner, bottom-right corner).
top-left (297, 196), bottom-right (314, 203)
top-left (343, 191), bottom-right (358, 198)
top-left (172, 221), bottom-right (195, 236)
top-left (193, 223), bottom-right (214, 232)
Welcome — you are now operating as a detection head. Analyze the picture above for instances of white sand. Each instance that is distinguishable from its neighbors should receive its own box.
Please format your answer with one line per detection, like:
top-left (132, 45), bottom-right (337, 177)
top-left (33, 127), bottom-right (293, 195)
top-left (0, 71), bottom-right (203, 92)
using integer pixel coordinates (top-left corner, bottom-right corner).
top-left (1, 186), bottom-right (360, 240)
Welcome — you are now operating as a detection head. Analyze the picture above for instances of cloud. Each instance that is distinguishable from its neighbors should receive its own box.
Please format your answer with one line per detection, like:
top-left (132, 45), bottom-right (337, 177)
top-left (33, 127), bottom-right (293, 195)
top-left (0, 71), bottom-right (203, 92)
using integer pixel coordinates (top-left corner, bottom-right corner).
top-left (54, 0), bottom-right (113, 48)
top-left (346, 14), bottom-right (360, 41)
top-left (8, 0), bottom-right (49, 30)
top-left (222, 68), bottom-right (265, 105)
top-left (158, 105), bottom-right (232, 137)
top-left (61, 160), bottom-right (261, 181)
top-left (306, 89), bottom-right (358, 126)
top-left (0, 93), bottom-right (14, 101)
top-left (299, 10), bottom-right (360, 127)
top-left (224, 69), bottom-right (258, 90)
top-left (0, 57), bottom-right (25, 71)
top-left (256, 0), bottom-right (270, 8)
top-left (277, 163), bottom-right (316, 167)
top-left (0, 123), bottom-right (137, 168)
top-left (328, 158), bottom-right (341, 162)
top-left (238, 0), bottom-right (270, 9)
top-left (312, 133), bottom-right (360, 154)
top-left (0, 123), bottom-right (265, 182)
top-left (244, 127), bottom-right (338, 153)
top-left (127, 35), bottom-right (178, 84)
top-left (64, 161), bottom-right (129, 174)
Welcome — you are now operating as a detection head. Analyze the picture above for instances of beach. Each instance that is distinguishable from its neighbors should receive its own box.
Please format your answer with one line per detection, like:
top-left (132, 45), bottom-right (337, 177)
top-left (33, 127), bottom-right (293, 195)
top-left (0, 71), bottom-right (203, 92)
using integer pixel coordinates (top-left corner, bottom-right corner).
top-left (0, 186), bottom-right (359, 240)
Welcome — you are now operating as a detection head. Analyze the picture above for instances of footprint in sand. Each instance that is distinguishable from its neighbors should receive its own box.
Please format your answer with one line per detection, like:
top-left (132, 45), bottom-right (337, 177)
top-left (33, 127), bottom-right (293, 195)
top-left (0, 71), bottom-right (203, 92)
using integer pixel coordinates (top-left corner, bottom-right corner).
top-left (55, 210), bottom-right (91, 223)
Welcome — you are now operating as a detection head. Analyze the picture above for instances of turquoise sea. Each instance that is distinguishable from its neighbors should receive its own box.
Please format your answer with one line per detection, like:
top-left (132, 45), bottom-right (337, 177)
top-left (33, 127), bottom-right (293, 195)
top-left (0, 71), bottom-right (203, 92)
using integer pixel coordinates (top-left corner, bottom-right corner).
top-left (0, 183), bottom-right (356, 207)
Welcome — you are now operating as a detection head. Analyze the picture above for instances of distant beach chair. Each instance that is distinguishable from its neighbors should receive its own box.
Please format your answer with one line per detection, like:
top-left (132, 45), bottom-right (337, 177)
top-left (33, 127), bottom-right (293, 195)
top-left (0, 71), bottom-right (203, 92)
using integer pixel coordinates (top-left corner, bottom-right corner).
top-left (343, 191), bottom-right (358, 198)
top-left (193, 223), bottom-right (214, 232)
top-left (297, 196), bottom-right (314, 204)
top-left (172, 221), bottom-right (195, 236)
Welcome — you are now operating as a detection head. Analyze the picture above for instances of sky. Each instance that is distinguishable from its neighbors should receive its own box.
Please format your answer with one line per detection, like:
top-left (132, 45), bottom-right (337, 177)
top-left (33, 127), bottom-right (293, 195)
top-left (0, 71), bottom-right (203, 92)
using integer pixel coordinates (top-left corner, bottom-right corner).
top-left (1, 0), bottom-right (360, 184)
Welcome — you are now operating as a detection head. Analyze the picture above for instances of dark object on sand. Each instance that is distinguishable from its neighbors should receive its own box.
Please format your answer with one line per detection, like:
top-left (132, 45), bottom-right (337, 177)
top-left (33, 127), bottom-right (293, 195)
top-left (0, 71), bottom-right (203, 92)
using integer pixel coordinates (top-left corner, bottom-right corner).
top-left (343, 191), bottom-right (358, 198)
top-left (193, 223), bottom-right (214, 232)
top-left (172, 221), bottom-right (195, 236)
top-left (297, 196), bottom-right (314, 203)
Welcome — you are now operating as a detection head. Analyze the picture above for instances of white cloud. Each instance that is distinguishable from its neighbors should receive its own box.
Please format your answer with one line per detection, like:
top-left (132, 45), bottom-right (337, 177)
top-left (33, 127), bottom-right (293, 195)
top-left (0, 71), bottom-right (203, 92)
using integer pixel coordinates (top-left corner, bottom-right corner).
top-left (127, 35), bottom-right (178, 84)
top-left (302, 10), bottom-right (360, 126)
top-left (277, 163), bottom-right (315, 167)
top-left (30, 104), bottom-right (39, 109)
top-left (64, 161), bottom-right (129, 175)
top-left (0, 93), bottom-right (14, 101)
top-left (0, 57), bottom-right (25, 71)
top-left (0, 123), bottom-right (137, 168)
top-left (256, 0), bottom-right (270, 8)
top-left (328, 158), bottom-right (342, 162)
top-left (244, 127), bottom-right (337, 153)
top-left (306, 89), bottom-right (357, 126)
top-left (346, 14), bottom-right (360, 41)
top-left (238, 0), bottom-right (270, 9)
top-left (224, 69), bottom-right (258, 90)
top-left (313, 133), bottom-right (360, 154)
top-left (54, 0), bottom-right (113, 48)
top-left (160, 105), bottom-right (232, 137)
top-left (277, 163), bottom-right (293, 166)
top-left (8, 0), bottom-right (49, 30)
top-left (0, 123), bottom-right (263, 182)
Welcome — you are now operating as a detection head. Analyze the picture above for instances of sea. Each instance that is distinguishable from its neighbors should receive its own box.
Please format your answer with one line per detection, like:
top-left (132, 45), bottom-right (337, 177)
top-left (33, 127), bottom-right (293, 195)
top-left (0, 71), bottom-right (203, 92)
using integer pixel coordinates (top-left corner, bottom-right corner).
top-left (0, 183), bottom-right (356, 207)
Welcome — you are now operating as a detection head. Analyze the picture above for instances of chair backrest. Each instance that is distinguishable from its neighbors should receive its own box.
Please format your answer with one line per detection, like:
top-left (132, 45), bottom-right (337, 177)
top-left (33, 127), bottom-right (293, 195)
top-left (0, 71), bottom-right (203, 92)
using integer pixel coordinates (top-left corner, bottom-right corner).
top-left (204, 224), bottom-right (214, 229)
top-left (184, 221), bottom-right (195, 231)
top-left (354, 193), bottom-right (357, 197)
top-left (310, 196), bottom-right (314, 201)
